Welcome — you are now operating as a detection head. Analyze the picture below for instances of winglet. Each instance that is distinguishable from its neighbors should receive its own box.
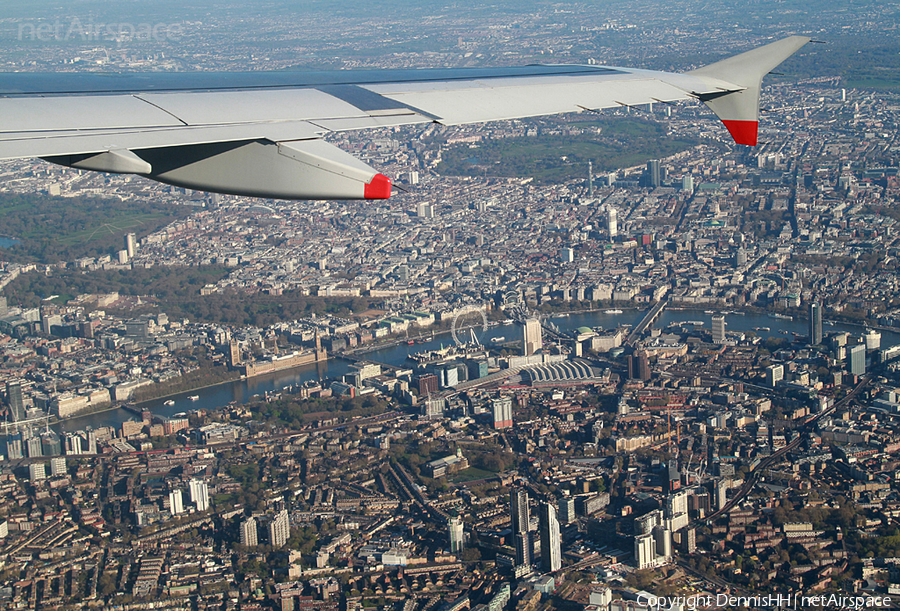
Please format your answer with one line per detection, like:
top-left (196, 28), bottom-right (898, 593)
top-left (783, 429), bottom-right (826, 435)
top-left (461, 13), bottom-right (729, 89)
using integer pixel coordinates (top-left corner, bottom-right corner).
top-left (722, 120), bottom-right (759, 146)
top-left (364, 173), bottom-right (392, 199)
top-left (687, 36), bottom-right (811, 146)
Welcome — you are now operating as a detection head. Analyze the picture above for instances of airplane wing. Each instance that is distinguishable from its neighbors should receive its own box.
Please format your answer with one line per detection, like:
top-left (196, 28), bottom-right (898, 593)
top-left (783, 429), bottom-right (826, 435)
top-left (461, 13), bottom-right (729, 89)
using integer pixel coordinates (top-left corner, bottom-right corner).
top-left (0, 36), bottom-right (810, 200)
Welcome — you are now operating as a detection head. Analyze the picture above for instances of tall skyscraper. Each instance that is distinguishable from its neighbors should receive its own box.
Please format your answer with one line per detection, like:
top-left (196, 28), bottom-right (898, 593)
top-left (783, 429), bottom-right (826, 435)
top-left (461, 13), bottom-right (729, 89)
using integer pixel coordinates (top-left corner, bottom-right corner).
top-left (635, 533), bottom-right (655, 569)
top-left (240, 517), bottom-right (258, 547)
top-left (864, 329), bottom-right (882, 350)
top-left (715, 479), bottom-right (728, 511)
top-left (41, 431), bottom-right (61, 456)
top-left (6, 435), bottom-right (23, 460)
top-left (125, 232), bottom-right (137, 258)
top-left (559, 496), bottom-right (576, 525)
top-left (492, 396), bottom-right (513, 429)
top-left (25, 435), bottom-right (42, 458)
top-left (683, 527), bottom-right (697, 554)
top-left (809, 301), bottom-right (823, 345)
top-left (539, 502), bottom-right (561, 572)
top-left (85, 430), bottom-right (97, 455)
top-left (416, 202), bottom-right (434, 218)
top-left (229, 341), bottom-right (242, 367)
top-left (510, 489), bottom-right (532, 566)
top-left (523, 318), bottom-right (543, 356)
top-left (169, 490), bottom-right (184, 516)
top-left (711, 315), bottom-right (726, 345)
top-left (634, 509), bottom-right (673, 569)
top-left (652, 525), bottom-right (672, 560)
top-left (66, 433), bottom-right (82, 455)
top-left (510, 489), bottom-right (530, 535)
top-left (666, 490), bottom-right (689, 532)
top-left (514, 532), bottom-right (532, 567)
top-left (6, 380), bottom-right (24, 423)
top-left (766, 364), bottom-right (784, 387)
top-left (849, 344), bottom-right (866, 376)
top-left (448, 516), bottom-right (465, 553)
top-left (29, 462), bottom-right (46, 482)
top-left (50, 456), bottom-right (66, 477)
top-left (647, 159), bottom-right (661, 188)
top-left (269, 509), bottom-right (290, 547)
top-left (682, 174), bottom-right (694, 193)
top-left (607, 207), bottom-right (618, 238)
top-left (667, 490), bottom-right (688, 518)
top-left (628, 351), bottom-right (651, 382)
top-left (587, 161), bottom-right (594, 197)
top-left (189, 479), bottom-right (210, 512)
top-left (635, 509), bottom-right (662, 536)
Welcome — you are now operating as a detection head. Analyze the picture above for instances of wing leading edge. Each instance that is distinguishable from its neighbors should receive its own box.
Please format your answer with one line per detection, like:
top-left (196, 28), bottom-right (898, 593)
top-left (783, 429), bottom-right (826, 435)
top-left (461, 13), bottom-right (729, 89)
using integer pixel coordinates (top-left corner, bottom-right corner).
top-left (0, 36), bottom-right (810, 200)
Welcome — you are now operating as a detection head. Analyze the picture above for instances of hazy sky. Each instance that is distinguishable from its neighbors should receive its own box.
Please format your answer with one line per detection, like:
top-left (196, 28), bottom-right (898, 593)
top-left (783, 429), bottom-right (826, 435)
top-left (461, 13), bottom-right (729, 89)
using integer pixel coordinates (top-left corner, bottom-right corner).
top-left (0, 0), bottom-right (894, 77)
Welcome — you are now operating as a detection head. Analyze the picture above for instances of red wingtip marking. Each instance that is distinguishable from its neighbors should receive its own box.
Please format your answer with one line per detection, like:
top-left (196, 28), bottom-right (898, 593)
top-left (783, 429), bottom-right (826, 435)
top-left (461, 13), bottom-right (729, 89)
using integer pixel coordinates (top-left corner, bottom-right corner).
top-left (722, 120), bottom-right (759, 146)
top-left (364, 173), bottom-right (392, 199)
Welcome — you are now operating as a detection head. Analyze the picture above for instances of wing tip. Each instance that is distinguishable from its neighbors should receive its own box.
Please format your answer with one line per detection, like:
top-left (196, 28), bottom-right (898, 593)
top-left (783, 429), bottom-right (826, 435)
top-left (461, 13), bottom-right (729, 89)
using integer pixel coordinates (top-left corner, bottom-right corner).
top-left (364, 173), bottom-right (392, 199)
top-left (722, 120), bottom-right (758, 146)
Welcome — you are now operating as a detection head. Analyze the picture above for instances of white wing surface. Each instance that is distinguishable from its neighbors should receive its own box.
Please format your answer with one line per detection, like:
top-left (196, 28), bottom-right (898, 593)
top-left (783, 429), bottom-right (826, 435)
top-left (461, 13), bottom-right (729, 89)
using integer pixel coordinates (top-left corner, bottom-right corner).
top-left (0, 36), bottom-right (810, 200)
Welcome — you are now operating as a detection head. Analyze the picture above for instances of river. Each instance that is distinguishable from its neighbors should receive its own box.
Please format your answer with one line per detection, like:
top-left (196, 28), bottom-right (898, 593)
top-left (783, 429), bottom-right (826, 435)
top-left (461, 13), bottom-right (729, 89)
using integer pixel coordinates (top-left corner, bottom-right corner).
top-left (53, 359), bottom-right (353, 434)
top-left (359, 308), bottom-right (900, 363)
top-left (42, 307), bottom-right (900, 435)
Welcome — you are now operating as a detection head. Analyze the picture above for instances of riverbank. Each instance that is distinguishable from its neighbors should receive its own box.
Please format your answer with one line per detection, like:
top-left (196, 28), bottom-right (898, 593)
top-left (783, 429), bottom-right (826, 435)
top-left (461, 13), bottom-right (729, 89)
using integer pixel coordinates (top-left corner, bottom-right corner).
top-left (32, 304), bottom-right (900, 435)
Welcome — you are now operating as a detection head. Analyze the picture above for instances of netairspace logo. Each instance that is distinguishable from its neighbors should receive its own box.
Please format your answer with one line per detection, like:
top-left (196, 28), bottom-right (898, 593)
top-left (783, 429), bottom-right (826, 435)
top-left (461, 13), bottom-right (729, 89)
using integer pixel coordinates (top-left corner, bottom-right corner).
top-left (18, 19), bottom-right (183, 45)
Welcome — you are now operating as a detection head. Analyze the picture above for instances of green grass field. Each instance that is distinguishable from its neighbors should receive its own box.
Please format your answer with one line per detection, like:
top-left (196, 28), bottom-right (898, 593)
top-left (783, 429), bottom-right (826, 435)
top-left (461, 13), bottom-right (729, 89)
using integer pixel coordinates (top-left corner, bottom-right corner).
top-left (0, 192), bottom-right (189, 263)
top-left (56, 213), bottom-right (173, 246)
top-left (436, 116), bottom-right (700, 183)
top-left (451, 467), bottom-right (498, 483)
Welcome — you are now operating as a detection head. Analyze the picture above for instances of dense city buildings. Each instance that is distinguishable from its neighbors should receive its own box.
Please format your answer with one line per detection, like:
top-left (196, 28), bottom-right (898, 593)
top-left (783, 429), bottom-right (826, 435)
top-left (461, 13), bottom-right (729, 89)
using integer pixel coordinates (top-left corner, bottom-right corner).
top-left (0, 1), bottom-right (899, 610)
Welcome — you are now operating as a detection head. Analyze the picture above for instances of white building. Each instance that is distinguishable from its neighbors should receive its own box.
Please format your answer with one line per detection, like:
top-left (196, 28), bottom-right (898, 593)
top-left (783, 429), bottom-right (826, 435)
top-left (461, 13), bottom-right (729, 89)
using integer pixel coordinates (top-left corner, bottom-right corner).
top-left (449, 516), bottom-right (465, 553)
top-left (269, 509), bottom-right (290, 547)
top-left (189, 479), bottom-right (210, 512)
top-left (240, 518), bottom-right (258, 547)
top-left (539, 502), bottom-right (561, 572)
top-left (169, 489), bottom-right (184, 516)
top-left (523, 318), bottom-right (543, 356)
top-left (711, 315), bottom-right (726, 344)
top-left (50, 457), bottom-right (66, 477)
top-left (29, 462), bottom-right (46, 482)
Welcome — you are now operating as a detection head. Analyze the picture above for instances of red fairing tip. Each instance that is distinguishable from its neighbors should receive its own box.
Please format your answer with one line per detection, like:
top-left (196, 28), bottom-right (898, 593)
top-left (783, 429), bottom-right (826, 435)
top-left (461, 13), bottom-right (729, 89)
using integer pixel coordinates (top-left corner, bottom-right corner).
top-left (364, 173), bottom-right (392, 199)
top-left (722, 120), bottom-right (759, 146)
